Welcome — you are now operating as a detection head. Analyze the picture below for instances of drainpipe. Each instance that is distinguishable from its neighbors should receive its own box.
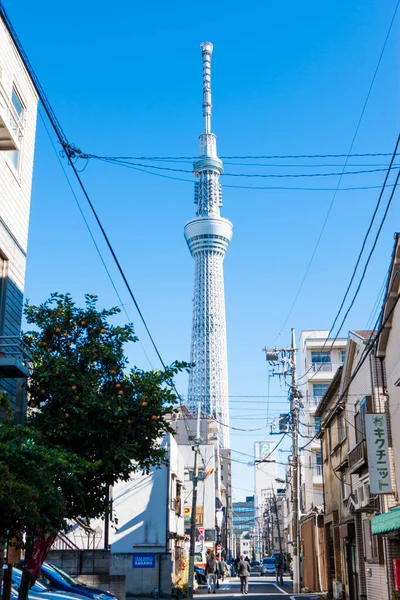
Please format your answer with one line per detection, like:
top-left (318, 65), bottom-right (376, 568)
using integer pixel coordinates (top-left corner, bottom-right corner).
top-left (161, 435), bottom-right (171, 598)
top-left (315, 511), bottom-right (323, 593)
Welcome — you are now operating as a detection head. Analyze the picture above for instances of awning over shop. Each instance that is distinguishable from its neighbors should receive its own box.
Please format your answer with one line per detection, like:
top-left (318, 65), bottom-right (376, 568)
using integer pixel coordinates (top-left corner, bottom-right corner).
top-left (371, 507), bottom-right (400, 535)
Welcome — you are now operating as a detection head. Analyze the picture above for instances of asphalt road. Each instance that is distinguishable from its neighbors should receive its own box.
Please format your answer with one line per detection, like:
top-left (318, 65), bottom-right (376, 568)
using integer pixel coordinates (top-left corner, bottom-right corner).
top-left (195, 575), bottom-right (322, 600)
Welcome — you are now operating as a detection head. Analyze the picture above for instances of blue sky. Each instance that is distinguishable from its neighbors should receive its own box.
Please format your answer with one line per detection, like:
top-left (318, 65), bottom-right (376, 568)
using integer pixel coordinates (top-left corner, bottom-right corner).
top-left (10, 0), bottom-right (400, 499)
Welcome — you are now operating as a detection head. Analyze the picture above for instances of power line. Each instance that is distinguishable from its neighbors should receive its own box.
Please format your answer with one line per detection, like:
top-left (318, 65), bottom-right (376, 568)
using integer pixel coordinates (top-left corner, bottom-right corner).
top-left (85, 155), bottom-right (393, 178)
top-left (38, 110), bottom-right (155, 370)
top-left (267, 0), bottom-right (400, 344)
top-left (296, 133), bottom-right (400, 385)
top-left (76, 152), bottom-right (395, 161)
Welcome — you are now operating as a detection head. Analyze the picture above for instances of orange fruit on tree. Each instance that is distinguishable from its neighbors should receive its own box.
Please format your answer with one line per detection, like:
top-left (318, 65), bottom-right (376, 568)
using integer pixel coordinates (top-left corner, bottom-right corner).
top-left (60, 423), bottom-right (65, 428)
top-left (109, 369), bottom-right (115, 374)
top-left (128, 419), bottom-right (132, 424)
top-left (63, 333), bottom-right (68, 337)
top-left (52, 334), bottom-right (56, 339)
top-left (142, 401), bottom-right (148, 407)
top-left (71, 385), bottom-right (77, 391)
top-left (81, 320), bottom-right (87, 326)
top-left (118, 390), bottom-right (124, 396)
top-left (41, 389), bottom-right (45, 394)
top-left (115, 383), bottom-right (121, 388)
top-left (65, 413), bottom-right (70, 418)
top-left (56, 328), bottom-right (61, 334)
top-left (75, 396), bottom-right (79, 401)
top-left (66, 342), bottom-right (71, 347)
top-left (151, 415), bottom-right (157, 421)
top-left (119, 419), bottom-right (123, 423)
top-left (100, 328), bottom-right (106, 334)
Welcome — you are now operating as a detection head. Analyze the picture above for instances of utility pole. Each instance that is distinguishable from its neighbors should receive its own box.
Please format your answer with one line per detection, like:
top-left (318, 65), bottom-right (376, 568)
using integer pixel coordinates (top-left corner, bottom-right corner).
top-left (263, 328), bottom-right (300, 593)
top-left (187, 406), bottom-right (202, 600)
top-left (290, 328), bottom-right (300, 594)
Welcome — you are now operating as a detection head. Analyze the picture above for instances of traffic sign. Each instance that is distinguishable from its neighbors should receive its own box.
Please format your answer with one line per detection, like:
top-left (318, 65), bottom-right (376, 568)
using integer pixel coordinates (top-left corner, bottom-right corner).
top-left (198, 527), bottom-right (205, 541)
top-left (216, 544), bottom-right (221, 551)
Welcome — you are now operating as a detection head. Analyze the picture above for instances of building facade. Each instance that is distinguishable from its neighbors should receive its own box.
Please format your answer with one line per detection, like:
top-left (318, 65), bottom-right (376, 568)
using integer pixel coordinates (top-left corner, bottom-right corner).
top-left (299, 331), bottom-right (347, 513)
top-left (232, 497), bottom-right (255, 557)
top-left (185, 42), bottom-right (232, 448)
top-left (0, 11), bottom-right (38, 418)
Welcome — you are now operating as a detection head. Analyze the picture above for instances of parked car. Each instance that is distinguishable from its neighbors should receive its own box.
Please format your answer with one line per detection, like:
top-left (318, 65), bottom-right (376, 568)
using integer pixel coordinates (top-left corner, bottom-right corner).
top-left (39, 563), bottom-right (117, 600)
top-left (194, 566), bottom-right (206, 585)
top-left (10, 568), bottom-right (90, 600)
top-left (260, 557), bottom-right (276, 576)
top-left (249, 561), bottom-right (260, 575)
top-left (19, 563), bottom-right (117, 600)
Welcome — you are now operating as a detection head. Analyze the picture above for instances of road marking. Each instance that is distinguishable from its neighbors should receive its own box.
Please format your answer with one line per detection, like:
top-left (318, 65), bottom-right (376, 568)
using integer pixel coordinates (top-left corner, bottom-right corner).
top-left (273, 583), bottom-right (289, 595)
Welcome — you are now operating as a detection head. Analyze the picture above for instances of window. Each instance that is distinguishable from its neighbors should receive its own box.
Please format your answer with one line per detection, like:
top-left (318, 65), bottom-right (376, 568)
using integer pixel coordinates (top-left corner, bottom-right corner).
top-left (341, 472), bottom-right (347, 500)
top-left (313, 383), bottom-right (329, 399)
top-left (7, 86), bottom-right (24, 171)
top-left (11, 88), bottom-right (23, 116)
top-left (339, 412), bottom-right (346, 442)
top-left (314, 417), bottom-right (321, 434)
top-left (354, 396), bottom-right (372, 444)
top-left (363, 519), bottom-right (379, 562)
top-left (340, 350), bottom-right (346, 364)
top-left (316, 452), bottom-right (322, 465)
top-left (311, 351), bottom-right (331, 364)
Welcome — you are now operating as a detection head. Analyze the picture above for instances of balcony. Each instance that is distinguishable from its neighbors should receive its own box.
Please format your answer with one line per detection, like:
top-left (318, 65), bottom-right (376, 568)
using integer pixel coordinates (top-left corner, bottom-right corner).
top-left (313, 464), bottom-right (323, 485)
top-left (0, 81), bottom-right (24, 151)
top-left (0, 336), bottom-right (32, 378)
top-left (311, 361), bottom-right (343, 374)
top-left (348, 440), bottom-right (368, 475)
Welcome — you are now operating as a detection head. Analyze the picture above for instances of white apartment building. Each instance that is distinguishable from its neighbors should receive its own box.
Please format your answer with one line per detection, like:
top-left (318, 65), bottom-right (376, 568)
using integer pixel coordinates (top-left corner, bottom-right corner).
top-left (254, 441), bottom-right (278, 561)
top-left (299, 331), bottom-right (347, 513)
top-left (0, 13), bottom-right (38, 418)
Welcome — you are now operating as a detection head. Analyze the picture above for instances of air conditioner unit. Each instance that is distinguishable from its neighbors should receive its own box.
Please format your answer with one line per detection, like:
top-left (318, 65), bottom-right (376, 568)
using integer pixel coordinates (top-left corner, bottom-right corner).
top-left (332, 580), bottom-right (344, 599)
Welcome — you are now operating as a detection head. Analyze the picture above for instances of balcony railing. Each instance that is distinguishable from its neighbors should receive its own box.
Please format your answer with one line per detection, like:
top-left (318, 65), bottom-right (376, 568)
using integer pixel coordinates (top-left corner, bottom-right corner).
top-left (0, 336), bottom-right (32, 378)
top-left (0, 81), bottom-right (24, 151)
top-left (348, 440), bottom-right (368, 475)
top-left (310, 362), bottom-right (343, 374)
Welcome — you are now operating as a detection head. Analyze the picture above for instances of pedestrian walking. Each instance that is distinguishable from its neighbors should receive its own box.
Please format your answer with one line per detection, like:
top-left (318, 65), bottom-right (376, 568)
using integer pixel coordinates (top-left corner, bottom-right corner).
top-left (275, 553), bottom-right (284, 586)
top-left (205, 553), bottom-right (218, 594)
top-left (219, 558), bottom-right (227, 582)
top-left (236, 555), bottom-right (251, 595)
top-left (234, 556), bottom-right (240, 578)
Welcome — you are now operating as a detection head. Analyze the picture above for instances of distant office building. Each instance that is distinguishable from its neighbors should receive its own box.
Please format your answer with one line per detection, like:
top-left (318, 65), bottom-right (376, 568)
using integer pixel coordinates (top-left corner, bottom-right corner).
top-left (233, 496), bottom-right (255, 556)
top-left (0, 9), bottom-right (38, 418)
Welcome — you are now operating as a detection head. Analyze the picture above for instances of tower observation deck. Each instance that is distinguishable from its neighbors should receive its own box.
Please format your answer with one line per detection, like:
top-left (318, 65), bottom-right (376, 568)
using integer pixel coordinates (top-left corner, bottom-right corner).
top-left (185, 42), bottom-right (232, 448)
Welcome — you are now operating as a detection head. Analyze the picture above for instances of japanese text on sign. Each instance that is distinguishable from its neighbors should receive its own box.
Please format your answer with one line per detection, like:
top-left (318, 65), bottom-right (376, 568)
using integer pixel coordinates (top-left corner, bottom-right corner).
top-left (365, 413), bottom-right (392, 494)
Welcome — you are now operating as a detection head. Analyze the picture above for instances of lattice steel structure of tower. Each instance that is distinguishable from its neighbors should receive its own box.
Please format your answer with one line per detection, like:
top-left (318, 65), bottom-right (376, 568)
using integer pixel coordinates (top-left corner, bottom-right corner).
top-left (185, 42), bottom-right (232, 448)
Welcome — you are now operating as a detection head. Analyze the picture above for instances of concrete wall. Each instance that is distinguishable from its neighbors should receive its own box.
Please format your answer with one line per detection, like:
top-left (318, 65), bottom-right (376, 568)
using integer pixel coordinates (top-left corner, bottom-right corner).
top-left (46, 550), bottom-right (125, 600)
top-left (0, 16), bottom-right (38, 411)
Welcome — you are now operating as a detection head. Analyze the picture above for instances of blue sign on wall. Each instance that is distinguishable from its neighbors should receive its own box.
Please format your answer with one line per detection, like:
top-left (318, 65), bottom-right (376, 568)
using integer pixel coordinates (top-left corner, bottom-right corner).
top-left (132, 554), bottom-right (156, 569)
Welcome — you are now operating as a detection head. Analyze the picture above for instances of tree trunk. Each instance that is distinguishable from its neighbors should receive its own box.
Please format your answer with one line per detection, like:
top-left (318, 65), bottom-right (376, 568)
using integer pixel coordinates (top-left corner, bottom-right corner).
top-left (18, 535), bottom-right (34, 600)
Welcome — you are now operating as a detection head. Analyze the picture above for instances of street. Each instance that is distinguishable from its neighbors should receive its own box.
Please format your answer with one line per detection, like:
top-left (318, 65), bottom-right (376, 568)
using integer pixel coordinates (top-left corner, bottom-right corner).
top-left (195, 576), bottom-right (322, 600)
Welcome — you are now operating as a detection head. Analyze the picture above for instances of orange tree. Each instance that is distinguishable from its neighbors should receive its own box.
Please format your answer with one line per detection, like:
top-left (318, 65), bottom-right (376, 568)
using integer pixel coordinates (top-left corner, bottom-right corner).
top-left (0, 394), bottom-right (91, 537)
top-left (23, 292), bottom-right (188, 522)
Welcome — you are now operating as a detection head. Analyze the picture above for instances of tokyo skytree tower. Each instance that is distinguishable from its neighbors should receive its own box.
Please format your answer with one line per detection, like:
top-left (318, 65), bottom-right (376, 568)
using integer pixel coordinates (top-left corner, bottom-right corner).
top-left (185, 42), bottom-right (232, 448)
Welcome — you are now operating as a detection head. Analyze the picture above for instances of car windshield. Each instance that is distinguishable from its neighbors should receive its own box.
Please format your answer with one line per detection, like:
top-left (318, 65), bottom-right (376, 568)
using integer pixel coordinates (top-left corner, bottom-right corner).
top-left (263, 558), bottom-right (275, 565)
top-left (47, 564), bottom-right (82, 587)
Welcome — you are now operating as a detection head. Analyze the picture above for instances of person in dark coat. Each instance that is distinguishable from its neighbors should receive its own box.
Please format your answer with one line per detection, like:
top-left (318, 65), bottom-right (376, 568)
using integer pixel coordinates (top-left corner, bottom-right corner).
top-left (236, 555), bottom-right (251, 595)
top-left (205, 553), bottom-right (218, 594)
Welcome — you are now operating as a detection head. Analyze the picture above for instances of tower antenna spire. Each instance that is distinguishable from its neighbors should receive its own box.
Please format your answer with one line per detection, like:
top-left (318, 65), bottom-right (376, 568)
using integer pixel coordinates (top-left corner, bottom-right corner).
top-left (200, 41), bottom-right (213, 134)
